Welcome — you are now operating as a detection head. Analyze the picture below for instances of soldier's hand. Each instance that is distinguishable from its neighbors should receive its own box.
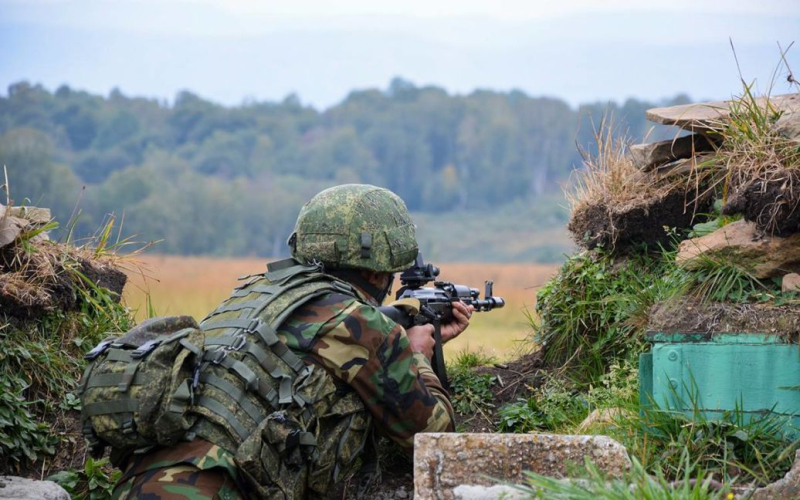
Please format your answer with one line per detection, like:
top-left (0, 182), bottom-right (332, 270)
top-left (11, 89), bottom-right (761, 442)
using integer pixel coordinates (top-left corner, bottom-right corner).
top-left (441, 301), bottom-right (473, 343)
top-left (407, 324), bottom-right (436, 360)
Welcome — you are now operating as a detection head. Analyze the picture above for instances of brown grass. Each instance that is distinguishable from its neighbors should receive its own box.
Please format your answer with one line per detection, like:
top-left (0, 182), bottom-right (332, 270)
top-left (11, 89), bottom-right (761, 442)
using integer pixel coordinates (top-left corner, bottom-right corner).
top-left (124, 255), bottom-right (560, 361)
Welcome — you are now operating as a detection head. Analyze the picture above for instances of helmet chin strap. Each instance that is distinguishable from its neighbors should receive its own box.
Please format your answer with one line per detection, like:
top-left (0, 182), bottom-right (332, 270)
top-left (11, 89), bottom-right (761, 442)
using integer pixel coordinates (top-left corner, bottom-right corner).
top-left (328, 269), bottom-right (394, 304)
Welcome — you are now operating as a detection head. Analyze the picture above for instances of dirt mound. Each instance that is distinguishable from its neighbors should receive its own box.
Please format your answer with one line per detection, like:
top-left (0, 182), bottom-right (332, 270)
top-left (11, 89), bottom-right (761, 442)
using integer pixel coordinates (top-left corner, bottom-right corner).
top-left (723, 174), bottom-right (800, 236)
top-left (569, 190), bottom-right (711, 252)
top-left (649, 298), bottom-right (800, 340)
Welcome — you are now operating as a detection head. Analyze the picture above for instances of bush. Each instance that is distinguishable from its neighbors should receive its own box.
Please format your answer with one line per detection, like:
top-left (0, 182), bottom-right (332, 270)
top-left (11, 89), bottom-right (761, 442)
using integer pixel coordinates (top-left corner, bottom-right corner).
top-left (534, 248), bottom-right (677, 384)
top-left (616, 392), bottom-right (798, 486)
top-left (0, 373), bottom-right (57, 463)
top-left (449, 368), bottom-right (496, 416)
top-left (48, 457), bottom-right (121, 500)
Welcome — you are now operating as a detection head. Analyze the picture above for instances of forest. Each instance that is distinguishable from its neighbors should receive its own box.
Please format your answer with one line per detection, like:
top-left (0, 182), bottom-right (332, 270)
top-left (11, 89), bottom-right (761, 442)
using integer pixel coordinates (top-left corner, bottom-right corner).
top-left (0, 78), bottom-right (690, 259)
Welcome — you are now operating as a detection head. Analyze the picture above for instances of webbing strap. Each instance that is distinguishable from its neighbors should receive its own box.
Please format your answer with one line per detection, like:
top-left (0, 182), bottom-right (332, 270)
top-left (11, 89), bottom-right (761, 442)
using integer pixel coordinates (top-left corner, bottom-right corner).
top-left (119, 357), bottom-right (146, 392)
top-left (196, 396), bottom-right (250, 442)
top-left (84, 371), bottom-right (148, 389)
top-left (77, 360), bottom-right (97, 396)
top-left (230, 283), bottom-right (283, 298)
top-left (199, 373), bottom-right (267, 424)
top-left (104, 350), bottom-right (134, 363)
top-left (213, 299), bottom-right (267, 315)
top-left (241, 341), bottom-right (290, 381)
top-left (201, 318), bottom-right (254, 331)
top-left (204, 337), bottom-right (241, 348)
top-left (179, 338), bottom-right (203, 357)
top-left (254, 323), bottom-right (306, 373)
top-left (169, 379), bottom-right (194, 414)
top-left (209, 351), bottom-right (260, 392)
top-left (84, 399), bottom-right (139, 416)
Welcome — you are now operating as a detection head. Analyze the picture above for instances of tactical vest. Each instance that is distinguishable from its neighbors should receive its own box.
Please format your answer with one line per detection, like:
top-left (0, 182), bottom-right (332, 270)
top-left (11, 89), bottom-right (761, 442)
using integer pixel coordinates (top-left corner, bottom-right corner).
top-left (79, 259), bottom-right (372, 500)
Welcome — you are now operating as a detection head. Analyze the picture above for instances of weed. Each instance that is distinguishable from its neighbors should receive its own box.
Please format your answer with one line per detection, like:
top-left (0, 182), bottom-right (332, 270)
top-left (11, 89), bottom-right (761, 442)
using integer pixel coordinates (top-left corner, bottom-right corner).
top-left (685, 253), bottom-right (769, 303)
top-left (449, 368), bottom-right (496, 416)
top-left (48, 456), bottom-right (121, 500)
top-left (511, 454), bottom-right (730, 500)
top-left (534, 249), bottom-right (679, 384)
top-left (448, 349), bottom-right (496, 371)
top-left (614, 389), bottom-right (797, 486)
top-left (497, 398), bottom-right (547, 433)
top-left (0, 373), bottom-right (57, 463)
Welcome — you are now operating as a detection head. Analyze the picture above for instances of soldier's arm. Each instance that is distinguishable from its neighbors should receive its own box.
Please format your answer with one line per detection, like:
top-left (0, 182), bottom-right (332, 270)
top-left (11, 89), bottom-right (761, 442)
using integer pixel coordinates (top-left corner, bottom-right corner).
top-left (309, 301), bottom-right (455, 448)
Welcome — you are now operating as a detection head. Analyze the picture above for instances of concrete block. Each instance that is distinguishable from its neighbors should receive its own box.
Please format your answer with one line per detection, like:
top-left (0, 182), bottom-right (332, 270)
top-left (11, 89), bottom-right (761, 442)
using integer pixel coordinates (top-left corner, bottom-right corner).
top-left (0, 476), bottom-right (69, 500)
top-left (413, 433), bottom-right (630, 500)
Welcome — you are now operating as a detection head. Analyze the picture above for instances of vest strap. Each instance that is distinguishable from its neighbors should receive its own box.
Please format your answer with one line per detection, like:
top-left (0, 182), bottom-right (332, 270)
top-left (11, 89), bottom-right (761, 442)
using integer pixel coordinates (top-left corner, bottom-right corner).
top-left (196, 396), bottom-right (250, 442)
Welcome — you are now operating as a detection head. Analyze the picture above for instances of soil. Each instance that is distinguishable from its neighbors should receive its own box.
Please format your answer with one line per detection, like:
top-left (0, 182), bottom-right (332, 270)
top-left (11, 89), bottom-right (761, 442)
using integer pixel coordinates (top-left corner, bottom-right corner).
top-left (334, 351), bottom-right (545, 499)
top-left (0, 244), bottom-right (127, 319)
top-left (649, 298), bottom-right (800, 341)
top-left (723, 176), bottom-right (800, 236)
top-left (568, 189), bottom-right (712, 253)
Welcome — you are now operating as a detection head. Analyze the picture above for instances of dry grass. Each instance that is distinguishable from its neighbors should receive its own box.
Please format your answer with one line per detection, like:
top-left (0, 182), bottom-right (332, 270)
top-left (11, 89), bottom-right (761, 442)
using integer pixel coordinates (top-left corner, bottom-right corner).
top-left (568, 118), bottom-right (677, 216)
top-left (709, 89), bottom-right (800, 234)
top-left (124, 255), bottom-right (560, 361)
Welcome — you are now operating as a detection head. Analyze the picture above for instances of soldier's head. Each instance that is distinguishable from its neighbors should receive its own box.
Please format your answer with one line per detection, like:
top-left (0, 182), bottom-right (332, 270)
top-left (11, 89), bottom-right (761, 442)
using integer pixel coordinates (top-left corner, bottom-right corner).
top-left (288, 184), bottom-right (419, 302)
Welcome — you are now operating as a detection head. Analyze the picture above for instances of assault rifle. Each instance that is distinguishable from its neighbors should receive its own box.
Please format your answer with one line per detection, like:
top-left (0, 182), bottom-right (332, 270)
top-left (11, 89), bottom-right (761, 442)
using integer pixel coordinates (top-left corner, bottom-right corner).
top-left (378, 253), bottom-right (505, 389)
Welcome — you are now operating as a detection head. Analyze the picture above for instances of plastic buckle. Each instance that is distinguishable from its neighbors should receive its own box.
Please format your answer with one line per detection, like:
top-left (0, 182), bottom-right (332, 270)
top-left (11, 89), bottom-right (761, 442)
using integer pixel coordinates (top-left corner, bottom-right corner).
top-left (245, 318), bottom-right (260, 334)
top-left (192, 364), bottom-right (202, 389)
top-left (121, 420), bottom-right (136, 436)
top-left (131, 340), bottom-right (160, 359)
top-left (229, 335), bottom-right (247, 352)
top-left (84, 340), bottom-right (113, 360)
top-left (210, 348), bottom-right (228, 365)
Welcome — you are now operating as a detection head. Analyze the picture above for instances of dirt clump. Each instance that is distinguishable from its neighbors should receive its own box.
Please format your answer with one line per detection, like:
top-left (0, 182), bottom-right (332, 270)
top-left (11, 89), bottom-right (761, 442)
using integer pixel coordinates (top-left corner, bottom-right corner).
top-left (569, 189), bottom-right (711, 252)
top-left (0, 242), bottom-right (126, 319)
top-left (649, 297), bottom-right (800, 341)
top-left (723, 174), bottom-right (800, 236)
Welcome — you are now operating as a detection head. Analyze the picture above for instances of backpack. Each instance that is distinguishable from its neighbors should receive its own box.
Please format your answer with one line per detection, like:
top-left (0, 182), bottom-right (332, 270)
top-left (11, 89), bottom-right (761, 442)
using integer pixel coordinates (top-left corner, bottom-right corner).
top-left (79, 259), bottom-right (373, 499)
top-left (78, 316), bottom-right (205, 463)
top-left (191, 259), bottom-right (372, 499)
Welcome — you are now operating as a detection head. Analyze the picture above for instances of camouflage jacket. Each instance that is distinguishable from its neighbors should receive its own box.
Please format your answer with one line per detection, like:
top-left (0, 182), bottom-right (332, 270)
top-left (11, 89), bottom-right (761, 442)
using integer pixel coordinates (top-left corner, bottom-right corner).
top-left (279, 283), bottom-right (455, 448)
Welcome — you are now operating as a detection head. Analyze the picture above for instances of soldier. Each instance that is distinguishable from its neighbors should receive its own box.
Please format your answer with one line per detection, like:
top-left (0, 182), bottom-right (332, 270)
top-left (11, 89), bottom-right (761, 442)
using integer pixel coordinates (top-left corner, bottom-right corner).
top-left (111, 184), bottom-right (472, 499)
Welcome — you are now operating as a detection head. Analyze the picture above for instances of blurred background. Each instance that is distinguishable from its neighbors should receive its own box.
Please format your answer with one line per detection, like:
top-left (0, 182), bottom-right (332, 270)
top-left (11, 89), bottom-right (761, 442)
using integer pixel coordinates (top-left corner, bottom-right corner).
top-left (1, 0), bottom-right (798, 357)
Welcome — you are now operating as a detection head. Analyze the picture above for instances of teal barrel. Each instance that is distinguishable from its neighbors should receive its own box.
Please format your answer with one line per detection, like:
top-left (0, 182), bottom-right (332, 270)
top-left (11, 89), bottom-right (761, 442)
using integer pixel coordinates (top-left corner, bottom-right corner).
top-left (639, 332), bottom-right (800, 438)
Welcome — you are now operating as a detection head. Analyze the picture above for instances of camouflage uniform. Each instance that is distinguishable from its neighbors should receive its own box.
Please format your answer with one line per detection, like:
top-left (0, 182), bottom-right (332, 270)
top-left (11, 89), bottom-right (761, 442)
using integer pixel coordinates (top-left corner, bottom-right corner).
top-left (113, 185), bottom-right (455, 499)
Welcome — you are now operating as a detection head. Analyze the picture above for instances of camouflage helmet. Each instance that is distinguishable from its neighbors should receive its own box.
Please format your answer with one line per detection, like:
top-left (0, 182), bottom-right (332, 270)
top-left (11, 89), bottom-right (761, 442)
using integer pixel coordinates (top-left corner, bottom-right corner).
top-left (289, 184), bottom-right (418, 273)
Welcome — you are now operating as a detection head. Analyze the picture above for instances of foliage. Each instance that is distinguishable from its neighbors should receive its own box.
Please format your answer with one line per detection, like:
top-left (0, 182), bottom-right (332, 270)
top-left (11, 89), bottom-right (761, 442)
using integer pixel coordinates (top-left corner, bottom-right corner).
top-left (687, 200), bottom-right (741, 238)
top-left (567, 116), bottom-right (680, 218)
top-left (512, 455), bottom-right (730, 500)
top-left (0, 232), bottom-right (134, 472)
top-left (683, 252), bottom-right (770, 303)
top-left (449, 368), bottom-right (496, 416)
top-left (0, 373), bottom-right (57, 463)
top-left (534, 249), bottom-right (678, 384)
top-left (497, 362), bottom-right (637, 434)
top-left (617, 393), bottom-right (798, 486)
top-left (0, 80), bottom-right (688, 258)
top-left (48, 457), bottom-right (121, 500)
top-left (448, 349), bottom-right (496, 371)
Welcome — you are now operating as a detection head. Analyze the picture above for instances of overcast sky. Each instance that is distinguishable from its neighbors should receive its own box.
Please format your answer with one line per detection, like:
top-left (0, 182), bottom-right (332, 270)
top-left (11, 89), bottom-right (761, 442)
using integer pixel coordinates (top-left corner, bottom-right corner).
top-left (1, 0), bottom-right (798, 108)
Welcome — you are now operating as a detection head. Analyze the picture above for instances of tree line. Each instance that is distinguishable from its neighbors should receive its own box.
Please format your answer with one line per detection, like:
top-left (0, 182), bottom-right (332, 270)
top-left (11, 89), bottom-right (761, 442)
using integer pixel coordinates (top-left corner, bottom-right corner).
top-left (0, 78), bottom-right (689, 257)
